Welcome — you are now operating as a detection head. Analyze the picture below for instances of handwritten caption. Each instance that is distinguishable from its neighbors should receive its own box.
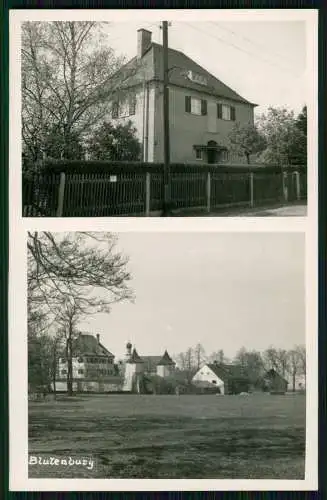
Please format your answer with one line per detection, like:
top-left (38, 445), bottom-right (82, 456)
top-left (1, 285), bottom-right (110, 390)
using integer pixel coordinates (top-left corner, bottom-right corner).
top-left (29, 455), bottom-right (95, 471)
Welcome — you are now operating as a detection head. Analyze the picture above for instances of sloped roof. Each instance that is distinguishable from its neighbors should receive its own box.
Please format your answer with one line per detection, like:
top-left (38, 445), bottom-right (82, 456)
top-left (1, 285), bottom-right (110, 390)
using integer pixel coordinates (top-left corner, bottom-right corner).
top-left (127, 348), bottom-right (144, 364)
top-left (115, 42), bottom-right (255, 105)
top-left (141, 356), bottom-right (162, 372)
top-left (263, 369), bottom-right (288, 384)
top-left (151, 43), bottom-right (255, 105)
top-left (72, 334), bottom-right (114, 358)
top-left (157, 350), bottom-right (175, 366)
top-left (207, 363), bottom-right (248, 381)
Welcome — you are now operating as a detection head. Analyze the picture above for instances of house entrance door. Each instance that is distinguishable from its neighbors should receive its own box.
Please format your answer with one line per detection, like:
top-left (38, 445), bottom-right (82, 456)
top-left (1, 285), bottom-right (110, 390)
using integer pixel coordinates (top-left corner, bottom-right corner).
top-left (207, 141), bottom-right (218, 164)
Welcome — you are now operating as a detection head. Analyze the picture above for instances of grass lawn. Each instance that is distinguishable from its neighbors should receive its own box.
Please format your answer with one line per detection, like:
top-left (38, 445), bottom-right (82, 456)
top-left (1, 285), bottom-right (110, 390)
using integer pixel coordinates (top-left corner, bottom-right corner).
top-left (28, 393), bottom-right (305, 479)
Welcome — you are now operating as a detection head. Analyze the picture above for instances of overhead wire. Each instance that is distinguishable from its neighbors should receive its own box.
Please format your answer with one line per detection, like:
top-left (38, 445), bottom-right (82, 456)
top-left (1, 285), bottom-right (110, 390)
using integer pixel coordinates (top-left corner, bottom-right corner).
top-left (183, 22), bottom-right (300, 77)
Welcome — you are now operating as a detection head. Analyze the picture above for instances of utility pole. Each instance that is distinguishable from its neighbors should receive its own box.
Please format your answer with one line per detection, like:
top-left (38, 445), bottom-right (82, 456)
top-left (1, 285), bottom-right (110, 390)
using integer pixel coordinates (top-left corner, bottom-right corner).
top-left (162, 21), bottom-right (171, 216)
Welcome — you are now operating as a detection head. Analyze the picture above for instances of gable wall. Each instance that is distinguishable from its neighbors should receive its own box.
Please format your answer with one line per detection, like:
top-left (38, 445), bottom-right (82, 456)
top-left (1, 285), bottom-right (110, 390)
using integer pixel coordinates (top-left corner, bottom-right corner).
top-left (153, 84), bottom-right (254, 163)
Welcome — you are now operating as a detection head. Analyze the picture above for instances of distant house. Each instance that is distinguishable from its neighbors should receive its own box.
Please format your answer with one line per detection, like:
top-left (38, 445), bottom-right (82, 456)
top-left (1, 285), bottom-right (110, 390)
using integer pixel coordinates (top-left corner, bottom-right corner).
top-left (109, 28), bottom-right (256, 164)
top-left (192, 362), bottom-right (250, 395)
top-left (55, 333), bottom-right (123, 393)
top-left (261, 369), bottom-right (288, 394)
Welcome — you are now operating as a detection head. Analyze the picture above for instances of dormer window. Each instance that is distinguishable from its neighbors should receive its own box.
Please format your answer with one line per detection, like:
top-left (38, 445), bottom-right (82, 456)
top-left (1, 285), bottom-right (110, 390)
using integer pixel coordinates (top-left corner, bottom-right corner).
top-left (187, 70), bottom-right (207, 86)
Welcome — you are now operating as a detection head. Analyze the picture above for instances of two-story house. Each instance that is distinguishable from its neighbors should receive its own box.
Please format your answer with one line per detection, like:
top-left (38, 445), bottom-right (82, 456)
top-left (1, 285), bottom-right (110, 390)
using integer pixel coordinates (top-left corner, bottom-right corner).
top-left (110, 28), bottom-right (257, 164)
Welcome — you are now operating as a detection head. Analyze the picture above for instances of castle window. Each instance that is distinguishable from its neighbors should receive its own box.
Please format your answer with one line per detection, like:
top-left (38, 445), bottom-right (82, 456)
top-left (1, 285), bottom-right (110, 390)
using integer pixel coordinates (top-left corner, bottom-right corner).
top-left (78, 369), bottom-right (84, 374)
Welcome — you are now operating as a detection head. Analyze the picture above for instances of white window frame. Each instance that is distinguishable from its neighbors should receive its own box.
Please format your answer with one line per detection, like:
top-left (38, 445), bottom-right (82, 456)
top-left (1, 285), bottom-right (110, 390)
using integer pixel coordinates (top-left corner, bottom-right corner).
top-left (222, 104), bottom-right (231, 121)
top-left (119, 100), bottom-right (130, 118)
top-left (191, 97), bottom-right (202, 116)
top-left (195, 149), bottom-right (203, 160)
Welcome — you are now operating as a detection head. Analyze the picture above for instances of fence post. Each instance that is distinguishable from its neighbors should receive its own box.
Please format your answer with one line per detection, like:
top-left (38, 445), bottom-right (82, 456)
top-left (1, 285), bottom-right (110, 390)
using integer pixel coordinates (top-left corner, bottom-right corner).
top-left (249, 172), bottom-right (254, 208)
top-left (282, 171), bottom-right (288, 203)
top-left (56, 172), bottom-right (66, 217)
top-left (145, 172), bottom-right (151, 216)
top-left (295, 171), bottom-right (301, 200)
top-left (206, 171), bottom-right (211, 213)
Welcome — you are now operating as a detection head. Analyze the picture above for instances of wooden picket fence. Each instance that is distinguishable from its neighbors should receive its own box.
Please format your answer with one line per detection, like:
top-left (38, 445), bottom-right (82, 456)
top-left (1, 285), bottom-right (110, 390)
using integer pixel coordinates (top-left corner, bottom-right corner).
top-left (22, 161), bottom-right (307, 217)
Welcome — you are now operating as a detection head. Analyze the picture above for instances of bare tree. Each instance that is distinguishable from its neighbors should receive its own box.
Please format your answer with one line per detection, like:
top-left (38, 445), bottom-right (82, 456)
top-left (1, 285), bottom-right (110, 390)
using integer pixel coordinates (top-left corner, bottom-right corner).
top-left (27, 232), bottom-right (134, 395)
top-left (194, 343), bottom-right (206, 370)
top-left (288, 349), bottom-right (301, 392)
top-left (295, 344), bottom-right (306, 387)
top-left (262, 347), bottom-right (280, 371)
top-left (233, 347), bottom-right (264, 386)
top-left (22, 21), bottom-right (138, 162)
top-left (207, 349), bottom-right (229, 365)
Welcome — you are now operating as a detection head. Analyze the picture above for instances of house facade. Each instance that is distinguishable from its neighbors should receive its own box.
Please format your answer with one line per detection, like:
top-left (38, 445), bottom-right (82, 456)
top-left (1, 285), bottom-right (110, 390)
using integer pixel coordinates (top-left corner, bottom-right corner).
top-left (56, 333), bottom-right (122, 392)
top-left (192, 362), bottom-right (250, 395)
top-left (110, 28), bottom-right (256, 164)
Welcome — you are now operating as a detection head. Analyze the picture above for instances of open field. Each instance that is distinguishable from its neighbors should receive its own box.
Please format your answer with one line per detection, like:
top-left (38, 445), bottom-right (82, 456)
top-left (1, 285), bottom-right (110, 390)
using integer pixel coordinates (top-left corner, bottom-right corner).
top-left (28, 393), bottom-right (305, 479)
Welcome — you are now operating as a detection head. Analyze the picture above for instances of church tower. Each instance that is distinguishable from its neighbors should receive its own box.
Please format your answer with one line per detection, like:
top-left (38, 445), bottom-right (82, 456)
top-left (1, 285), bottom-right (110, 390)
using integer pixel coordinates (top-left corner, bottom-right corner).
top-left (156, 350), bottom-right (175, 378)
top-left (123, 347), bottom-right (144, 391)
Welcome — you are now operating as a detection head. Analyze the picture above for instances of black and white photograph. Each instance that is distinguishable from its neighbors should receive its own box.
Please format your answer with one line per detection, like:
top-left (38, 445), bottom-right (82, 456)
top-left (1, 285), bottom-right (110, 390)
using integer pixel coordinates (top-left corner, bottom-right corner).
top-left (8, 8), bottom-right (318, 493)
top-left (19, 14), bottom-right (311, 217)
top-left (26, 231), bottom-right (306, 480)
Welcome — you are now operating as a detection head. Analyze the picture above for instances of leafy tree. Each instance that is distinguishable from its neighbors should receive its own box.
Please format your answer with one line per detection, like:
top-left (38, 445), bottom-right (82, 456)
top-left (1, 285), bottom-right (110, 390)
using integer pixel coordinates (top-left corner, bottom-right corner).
top-left (27, 231), bottom-right (134, 395)
top-left (257, 107), bottom-right (306, 165)
top-left (87, 121), bottom-right (141, 161)
top-left (22, 21), bottom-right (137, 162)
top-left (228, 122), bottom-right (266, 164)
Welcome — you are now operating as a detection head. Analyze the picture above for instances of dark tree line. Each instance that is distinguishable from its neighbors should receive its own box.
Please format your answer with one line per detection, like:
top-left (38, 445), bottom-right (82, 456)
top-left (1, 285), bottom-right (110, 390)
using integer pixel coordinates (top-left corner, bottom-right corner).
top-left (175, 344), bottom-right (306, 391)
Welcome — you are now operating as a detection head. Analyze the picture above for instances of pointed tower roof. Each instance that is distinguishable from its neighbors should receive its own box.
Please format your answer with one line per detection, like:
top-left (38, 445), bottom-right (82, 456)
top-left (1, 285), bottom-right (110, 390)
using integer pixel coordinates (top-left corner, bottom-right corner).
top-left (157, 350), bottom-right (175, 366)
top-left (127, 348), bottom-right (144, 364)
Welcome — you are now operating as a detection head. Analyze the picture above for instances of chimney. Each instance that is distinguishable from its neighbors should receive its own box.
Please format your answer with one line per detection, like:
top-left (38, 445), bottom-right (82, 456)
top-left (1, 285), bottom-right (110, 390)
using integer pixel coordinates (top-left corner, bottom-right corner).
top-left (96, 334), bottom-right (100, 344)
top-left (137, 29), bottom-right (152, 59)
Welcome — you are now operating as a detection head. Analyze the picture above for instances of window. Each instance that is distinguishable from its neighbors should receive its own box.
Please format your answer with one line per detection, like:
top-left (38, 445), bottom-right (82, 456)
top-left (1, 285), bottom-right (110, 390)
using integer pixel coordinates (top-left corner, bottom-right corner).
top-left (78, 369), bottom-right (84, 375)
top-left (112, 102), bottom-right (119, 119)
top-left (195, 149), bottom-right (202, 160)
top-left (185, 96), bottom-right (207, 116)
top-left (77, 357), bottom-right (83, 363)
top-left (119, 100), bottom-right (129, 118)
top-left (217, 103), bottom-right (236, 121)
top-left (61, 370), bottom-right (67, 375)
top-left (187, 71), bottom-right (208, 86)
top-left (60, 358), bottom-right (66, 364)
top-left (112, 95), bottom-right (136, 119)
top-left (212, 380), bottom-right (217, 384)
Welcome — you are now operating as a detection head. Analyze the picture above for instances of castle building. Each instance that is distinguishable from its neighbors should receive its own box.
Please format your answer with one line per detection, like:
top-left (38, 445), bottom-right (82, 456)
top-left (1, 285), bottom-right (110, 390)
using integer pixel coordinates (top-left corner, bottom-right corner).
top-left (122, 343), bottom-right (176, 392)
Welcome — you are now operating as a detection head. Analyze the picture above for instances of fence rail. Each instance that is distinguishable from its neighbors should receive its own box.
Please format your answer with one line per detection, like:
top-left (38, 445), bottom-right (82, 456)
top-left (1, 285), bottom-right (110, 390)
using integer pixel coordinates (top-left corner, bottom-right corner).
top-left (22, 161), bottom-right (307, 217)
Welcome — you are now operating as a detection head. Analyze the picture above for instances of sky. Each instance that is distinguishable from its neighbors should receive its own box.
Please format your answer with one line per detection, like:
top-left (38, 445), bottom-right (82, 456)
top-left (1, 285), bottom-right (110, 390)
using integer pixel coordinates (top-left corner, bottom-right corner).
top-left (103, 20), bottom-right (307, 116)
top-left (79, 232), bottom-right (305, 361)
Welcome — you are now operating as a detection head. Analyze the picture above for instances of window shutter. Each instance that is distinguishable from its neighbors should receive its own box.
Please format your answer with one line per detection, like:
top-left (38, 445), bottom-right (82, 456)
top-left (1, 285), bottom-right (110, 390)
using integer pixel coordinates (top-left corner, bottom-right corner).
top-left (217, 103), bottom-right (222, 119)
top-left (185, 96), bottom-right (191, 113)
top-left (112, 102), bottom-right (119, 118)
top-left (231, 106), bottom-right (236, 121)
top-left (201, 99), bottom-right (207, 116)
